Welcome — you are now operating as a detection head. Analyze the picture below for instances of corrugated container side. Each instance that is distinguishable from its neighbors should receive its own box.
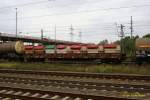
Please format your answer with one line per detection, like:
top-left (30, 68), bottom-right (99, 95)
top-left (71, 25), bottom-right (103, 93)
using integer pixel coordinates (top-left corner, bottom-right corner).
top-left (71, 50), bottom-right (81, 53)
top-left (104, 49), bottom-right (120, 53)
top-left (25, 45), bottom-right (34, 50)
top-left (56, 46), bottom-right (70, 54)
top-left (57, 45), bottom-right (67, 49)
top-left (70, 45), bottom-right (81, 50)
top-left (34, 46), bottom-right (45, 50)
top-left (25, 50), bottom-right (34, 55)
top-left (99, 45), bottom-right (104, 52)
top-left (45, 49), bottom-right (55, 54)
top-left (87, 49), bottom-right (99, 53)
top-left (45, 45), bottom-right (55, 49)
top-left (87, 45), bottom-right (99, 49)
top-left (81, 46), bottom-right (87, 52)
top-left (34, 50), bottom-right (45, 55)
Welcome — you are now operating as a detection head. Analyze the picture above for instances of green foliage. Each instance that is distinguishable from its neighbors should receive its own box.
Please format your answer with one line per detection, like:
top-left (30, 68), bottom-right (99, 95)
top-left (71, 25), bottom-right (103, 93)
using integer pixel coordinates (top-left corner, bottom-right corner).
top-left (114, 35), bottom-right (139, 57)
top-left (143, 34), bottom-right (150, 38)
top-left (121, 36), bottom-right (136, 57)
top-left (0, 62), bottom-right (149, 75)
top-left (98, 39), bottom-right (108, 45)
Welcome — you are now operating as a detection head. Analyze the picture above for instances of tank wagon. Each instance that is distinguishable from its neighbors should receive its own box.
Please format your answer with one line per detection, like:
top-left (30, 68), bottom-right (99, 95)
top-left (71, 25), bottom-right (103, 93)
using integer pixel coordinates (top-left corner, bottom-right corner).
top-left (0, 41), bottom-right (24, 60)
top-left (135, 38), bottom-right (150, 63)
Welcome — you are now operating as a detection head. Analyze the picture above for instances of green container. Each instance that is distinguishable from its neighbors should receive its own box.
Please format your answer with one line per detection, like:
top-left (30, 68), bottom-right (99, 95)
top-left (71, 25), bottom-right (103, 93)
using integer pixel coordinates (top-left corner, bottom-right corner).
top-left (45, 45), bottom-right (55, 49)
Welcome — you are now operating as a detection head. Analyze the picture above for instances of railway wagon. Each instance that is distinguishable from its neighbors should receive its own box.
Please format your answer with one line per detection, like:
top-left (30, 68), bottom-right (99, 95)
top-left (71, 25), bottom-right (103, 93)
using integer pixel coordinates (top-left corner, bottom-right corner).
top-left (24, 44), bottom-right (124, 63)
top-left (135, 38), bottom-right (150, 63)
top-left (0, 41), bottom-right (24, 60)
top-left (0, 41), bottom-right (124, 63)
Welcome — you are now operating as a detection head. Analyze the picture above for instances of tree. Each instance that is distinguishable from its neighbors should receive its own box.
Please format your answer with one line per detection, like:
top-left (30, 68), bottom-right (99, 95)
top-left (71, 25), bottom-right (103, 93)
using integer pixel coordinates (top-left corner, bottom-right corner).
top-left (98, 39), bottom-right (108, 45)
top-left (143, 34), bottom-right (150, 38)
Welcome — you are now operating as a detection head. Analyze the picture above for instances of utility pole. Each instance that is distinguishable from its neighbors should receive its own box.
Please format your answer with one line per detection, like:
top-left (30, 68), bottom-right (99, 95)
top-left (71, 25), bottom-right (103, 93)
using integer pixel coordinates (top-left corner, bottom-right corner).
top-left (54, 25), bottom-right (57, 54)
top-left (79, 30), bottom-right (82, 42)
top-left (120, 24), bottom-right (125, 53)
top-left (15, 8), bottom-right (18, 37)
top-left (70, 25), bottom-right (74, 42)
top-left (120, 24), bottom-right (125, 38)
top-left (130, 16), bottom-right (133, 38)
top-left (41, 29), bottom-right (43, 40)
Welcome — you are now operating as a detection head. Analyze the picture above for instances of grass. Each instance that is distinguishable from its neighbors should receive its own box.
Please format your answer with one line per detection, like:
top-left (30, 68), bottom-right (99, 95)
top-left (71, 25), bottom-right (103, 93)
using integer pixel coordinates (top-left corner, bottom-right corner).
top-left (0, 62), bottom-right (149, 75)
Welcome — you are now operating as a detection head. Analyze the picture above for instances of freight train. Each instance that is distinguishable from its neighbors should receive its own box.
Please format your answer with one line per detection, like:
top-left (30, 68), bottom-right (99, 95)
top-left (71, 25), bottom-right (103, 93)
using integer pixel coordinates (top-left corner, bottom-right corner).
top-left (0, 41), bottom-right (124, 63)
top-left (0, 38), bottom-right (149, 64)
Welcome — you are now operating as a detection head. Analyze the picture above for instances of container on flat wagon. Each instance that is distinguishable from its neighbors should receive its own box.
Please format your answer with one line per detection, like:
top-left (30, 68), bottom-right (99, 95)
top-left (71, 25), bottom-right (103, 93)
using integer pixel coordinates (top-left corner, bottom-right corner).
top-left (104, 44), bottom-right (121, 53)
top-left (81, 46), bottom-right (87, 52)
top-left (70, 45), bottom-right (81, 53)
top-left (45, 45), bottom-right (55, 54)
top-left (24, 45), bottom-right (34, 55)
top-left (34, 46), bottom-right (45, 55)
top-left (99, 45), bottom-right (104, 52)
top-left (0, 41), bottom-right (24, 54)
top-left (87, 45), bottom-right (99, 53)
top-left (45, 45), bottom-right (55, 49)
top-left (25, 50), bottom-right (34, 55)
top-left (25, 45), bottom-right (34, 50)
top-left (57, 45), bottom-right (69, 53)
top-left (34, 50), bottom-right (45, 55)
top-left (34, 45), bottom-right (45, 50)
top-left (104, 44), bottom-right (117, 49)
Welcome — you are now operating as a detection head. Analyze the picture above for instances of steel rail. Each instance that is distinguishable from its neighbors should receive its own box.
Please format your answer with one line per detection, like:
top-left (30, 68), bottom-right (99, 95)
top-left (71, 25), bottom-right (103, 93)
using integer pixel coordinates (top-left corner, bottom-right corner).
top-left (0, 69), bottom-right (149, 81)
top-left (0, 76), bottom-right (149, 93)
top-left (0, 85), bottom-right (137, 100)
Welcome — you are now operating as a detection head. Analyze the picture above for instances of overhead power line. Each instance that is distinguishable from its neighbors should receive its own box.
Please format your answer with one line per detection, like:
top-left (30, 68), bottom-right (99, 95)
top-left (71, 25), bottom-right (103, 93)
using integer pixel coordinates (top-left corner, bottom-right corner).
top-left (0, 4), bottom-right (150, 20)
top-left (0, 0), bottom-right (53, 10)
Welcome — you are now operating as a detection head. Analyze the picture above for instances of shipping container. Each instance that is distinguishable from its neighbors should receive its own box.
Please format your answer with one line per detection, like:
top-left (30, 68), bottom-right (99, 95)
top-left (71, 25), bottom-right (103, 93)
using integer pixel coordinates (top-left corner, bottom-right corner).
top-left (104, 49), bottom-right (120, 53)
top-left (34, 45), bottom-right (45, 50)
top-left (25, 50), bottom-right (34, 55)
top-left (99, 45), bottom-right (104, 52)
top-left (45, 45), bottom-right (55, 49)
top-left (57, 45), bottom-right (70, 54)
top-left (70, 45), bottom-right (81, 50)
top-left (45, 49), bottom-right (55, 54)
top-left (87, 45), bottom-right (99, 49)
top-left (57, 45), bottom-right (67, 49)
top-left (104, 45), bottom-right (120, 53)
top-left (25, 45), bottom-right (34, 50)
top-left (86, 45), bottom-right (99, 53)
top-left (34, 50), bottom-right (45, 55)
top-left (104, 44), bottom-right (117, 48)
top-left (81, 46), bottom-right (87, 52)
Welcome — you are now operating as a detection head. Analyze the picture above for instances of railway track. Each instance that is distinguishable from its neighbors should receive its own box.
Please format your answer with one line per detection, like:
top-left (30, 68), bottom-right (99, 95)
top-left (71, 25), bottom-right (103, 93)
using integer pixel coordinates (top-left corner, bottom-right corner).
top-left (0, 84), bottom-right (139, 100)
top-left (0, 76), bottom-right (149, 93)
top-left (0, 69), bottom-right (149, 100)
top-left (0, 69), bottom-right (149, 81)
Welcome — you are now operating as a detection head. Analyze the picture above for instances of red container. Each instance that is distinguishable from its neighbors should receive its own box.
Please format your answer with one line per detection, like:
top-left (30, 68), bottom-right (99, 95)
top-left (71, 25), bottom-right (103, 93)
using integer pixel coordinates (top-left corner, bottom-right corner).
top-left (25, 45), bottom-right (34, 50)
top-left (34, 45), bottom-right (45, 50)
top-left (70, 45), bottom-right (81, 50)
top-left (57, 45), bottom-right (67, 49)
top-left (104, 44), bottom-right (117, 48)
top-left (87, 45), bottom-right (99, 49)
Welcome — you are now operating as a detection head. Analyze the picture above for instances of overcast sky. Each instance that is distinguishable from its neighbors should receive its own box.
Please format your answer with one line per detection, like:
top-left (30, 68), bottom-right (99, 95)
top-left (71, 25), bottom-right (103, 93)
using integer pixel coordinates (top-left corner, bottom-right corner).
top-left (0, 0), bottom-right (150, 43)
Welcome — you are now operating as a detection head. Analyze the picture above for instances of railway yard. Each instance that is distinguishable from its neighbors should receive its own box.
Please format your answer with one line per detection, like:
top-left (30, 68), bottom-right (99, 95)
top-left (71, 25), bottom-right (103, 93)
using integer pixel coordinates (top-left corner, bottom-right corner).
top-left (0, 31), bottom-right (149, 100)
top-left (0, 69), bottom-right (148, 100)
top-left (0, 0), bottom-right (150, 99)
